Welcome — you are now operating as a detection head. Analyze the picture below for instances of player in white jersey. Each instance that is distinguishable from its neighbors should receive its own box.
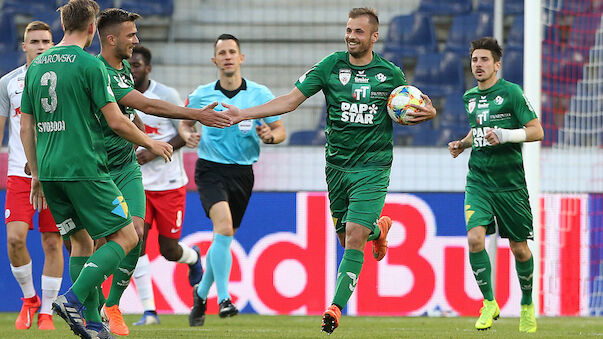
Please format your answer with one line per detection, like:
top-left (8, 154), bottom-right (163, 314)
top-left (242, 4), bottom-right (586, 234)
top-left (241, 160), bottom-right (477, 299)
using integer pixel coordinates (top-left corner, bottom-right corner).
top-left (128, 45), bottom-right (201, 325)
top-left (0, 21), bottom-right (62, 331)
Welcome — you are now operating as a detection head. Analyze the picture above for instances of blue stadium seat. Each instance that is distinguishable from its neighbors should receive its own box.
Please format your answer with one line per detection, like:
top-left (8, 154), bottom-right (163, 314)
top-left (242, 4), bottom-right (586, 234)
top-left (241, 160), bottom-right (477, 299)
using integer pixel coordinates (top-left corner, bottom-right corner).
top-left (503, 46), bottom-right (523, 87)
top-left (477, 0), bottom-right (524, 15)
top-left (0, 14), bottom-right (18, 52)
top-left (440, 92), bottom-right (467, 128)
top-left (0, 51), bottom-right (25, 77)
top-left (120, 0), bottom-right (174, 16)
top-left (410, 120), bottom-right (436, 146)
top-left (418, 0), bottom-right (472, 15)
top-left (1, 0), bottom-right (56, 15)
top-left (413, 52), bottom-right (465, 97)
top-left (506, 15), bottom-right (524, 50)
top-left (34, 12), bottom-right (63, 43)
top-left (382, 14), bottom-right (437, 58)
top-left (445, 12), bottom-right (493, 57)
top-left (288, 130), bottom-right (326, 146)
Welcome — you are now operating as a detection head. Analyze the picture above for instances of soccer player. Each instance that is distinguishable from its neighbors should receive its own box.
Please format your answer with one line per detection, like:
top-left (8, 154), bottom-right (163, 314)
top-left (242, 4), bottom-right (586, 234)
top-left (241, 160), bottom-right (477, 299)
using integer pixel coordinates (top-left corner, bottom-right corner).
top-left (447, 37), bottom-right (543, 333)
top-left (95, 9), bottom-right (223, 335)
top-left (186, 34), bottom-right (286, 327)
top-left (0, 20), bottom-right (62, 331)
top-left (222, 9), bottom-right (436, 334)
top-left (20, 0), bottom-right (173, 337)
top-left (127, 45), bottom-right (200, 326)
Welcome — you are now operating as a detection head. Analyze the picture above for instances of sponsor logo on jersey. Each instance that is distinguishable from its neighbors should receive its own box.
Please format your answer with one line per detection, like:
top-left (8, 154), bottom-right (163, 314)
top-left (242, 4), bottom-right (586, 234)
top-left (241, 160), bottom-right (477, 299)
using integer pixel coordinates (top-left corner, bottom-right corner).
top-left (468, 98), bottom-right (476, 113)
top-left (13, 107), bottom-right (21, 117)
top-left (472, 127), bottom-right (496, 147)
top-left (477, 111), bottom-right (489, 125)
top-left (34, 54), bottom-right (77, 65)
top-left (111, 196), bottom-right (129, 219)
top-left (339, 69), bottom-right (351, 86)
top-left (370, 91), bottom-right (389, 99)
top-left (145, 124), bottom-right (161, 135)
top-left (489, 112), bottom-right (512, 122)
top-left (495, 95), bottom-right (504, 105)
top-left (376, 73), bottom-right (387, 82)
top-left (354, 70), bottom-right (369, 83)
top-left (352, 84), bottom-right (370, 101)
top-left (477, 96), bottom-right (489, 109)
top-left (340, 102), bottom-right (378, 125)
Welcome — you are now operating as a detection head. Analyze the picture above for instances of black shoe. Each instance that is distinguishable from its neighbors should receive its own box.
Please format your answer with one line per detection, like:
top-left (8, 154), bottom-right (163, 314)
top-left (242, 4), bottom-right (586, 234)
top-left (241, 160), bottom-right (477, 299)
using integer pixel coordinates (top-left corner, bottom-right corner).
top-left (189, 284), bottom-right (206, 327)
top-left (218, 299), bottom-right (238, 318)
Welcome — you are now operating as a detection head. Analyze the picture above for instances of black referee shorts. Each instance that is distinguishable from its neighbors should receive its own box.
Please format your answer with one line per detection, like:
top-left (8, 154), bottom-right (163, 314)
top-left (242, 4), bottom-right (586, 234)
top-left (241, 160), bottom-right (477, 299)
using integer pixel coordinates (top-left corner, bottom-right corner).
top-left (194, 158), bottom-right (254, 229)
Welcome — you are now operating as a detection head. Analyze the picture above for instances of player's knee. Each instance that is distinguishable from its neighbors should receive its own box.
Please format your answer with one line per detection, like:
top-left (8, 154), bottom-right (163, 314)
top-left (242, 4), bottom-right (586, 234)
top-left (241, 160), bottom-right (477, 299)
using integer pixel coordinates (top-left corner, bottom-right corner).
top-left (510, 243), bottom-right (531, 261)
top-left (41, 233), bottom-right (63, 255)
top-left (7, 233), bottom-right (26, 252)
top-left (467, 234), bottom-right (485, 252)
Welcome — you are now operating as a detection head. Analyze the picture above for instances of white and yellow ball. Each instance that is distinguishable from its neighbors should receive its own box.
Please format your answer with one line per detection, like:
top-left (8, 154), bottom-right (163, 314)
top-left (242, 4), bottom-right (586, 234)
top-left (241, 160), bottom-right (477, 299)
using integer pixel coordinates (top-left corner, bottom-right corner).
top-left (387, 85), bottom-right (425, 125)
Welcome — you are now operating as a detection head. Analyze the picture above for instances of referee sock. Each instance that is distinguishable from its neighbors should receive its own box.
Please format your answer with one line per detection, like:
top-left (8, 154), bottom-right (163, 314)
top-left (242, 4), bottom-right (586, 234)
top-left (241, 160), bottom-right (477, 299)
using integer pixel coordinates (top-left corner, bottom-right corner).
top-left (210, 234), bottom-right (233, 302)
top-left (69, 256), bottom-right (101, 322)
top-left (516, 255), bottom-right (534, 305)
top-left (332, 249), bottom-right (364, 309)
top-left (469, 249), bottom-right (494, 301)
top-left (71, 241), bottom-right (125, 307)
top-left (197, 244), bottom-right (214, 300)
top-left (106, 240), bottom-right (142, 307)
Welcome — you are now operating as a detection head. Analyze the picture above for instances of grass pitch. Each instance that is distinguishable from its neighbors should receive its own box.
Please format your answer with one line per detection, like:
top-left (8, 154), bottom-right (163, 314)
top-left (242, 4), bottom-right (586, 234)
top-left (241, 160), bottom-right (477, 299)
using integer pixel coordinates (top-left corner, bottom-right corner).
top-left (0, 313), bottom-right (601, 338)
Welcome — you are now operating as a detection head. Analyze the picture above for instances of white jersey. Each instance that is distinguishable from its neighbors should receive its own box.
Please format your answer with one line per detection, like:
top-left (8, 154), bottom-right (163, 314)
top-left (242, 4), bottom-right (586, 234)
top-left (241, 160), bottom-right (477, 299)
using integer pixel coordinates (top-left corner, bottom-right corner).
top-left (0, 65), bottom-right (29, 178)
top-left (136, 80), bottom-right (188, 191)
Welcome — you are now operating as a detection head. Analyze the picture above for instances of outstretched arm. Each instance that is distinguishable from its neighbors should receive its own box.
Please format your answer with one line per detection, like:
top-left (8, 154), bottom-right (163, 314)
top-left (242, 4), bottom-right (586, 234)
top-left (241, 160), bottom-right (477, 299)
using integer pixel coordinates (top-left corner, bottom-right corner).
top-left (224, 87), bottom-right (307, 124)
top-left (485, 118), bottom-right (544, 146)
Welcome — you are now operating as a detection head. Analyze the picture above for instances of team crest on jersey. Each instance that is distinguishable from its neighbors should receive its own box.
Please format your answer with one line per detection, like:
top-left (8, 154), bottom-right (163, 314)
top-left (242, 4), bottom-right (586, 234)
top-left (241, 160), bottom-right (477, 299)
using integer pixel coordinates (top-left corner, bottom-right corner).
top-left (495, 95), bottom-right (504, 105)
top-left (113, 74), bottom-right (130, 89)
top-left (467, 99), bottom-right (476, 113)
top-left (376, 73), bottom-right (387, 82)
top-left (339, 69), bottom-right (351, 86)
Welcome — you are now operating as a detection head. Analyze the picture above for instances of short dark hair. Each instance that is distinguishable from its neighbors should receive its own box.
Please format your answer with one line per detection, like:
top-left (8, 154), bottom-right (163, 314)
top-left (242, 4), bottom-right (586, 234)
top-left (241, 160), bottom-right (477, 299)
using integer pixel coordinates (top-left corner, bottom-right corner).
top-left (59, 0), bottom-right (99, 32)
top-left (470, 37), bottom-right (503, 62)
top-left (24, 21), bottom-right (52, 41)
top-left (348, 7), bottom-right (379, 33)
top-left (132, 45), bottom-right (152, 65)
top-left (214, 34), bottom-right (240, 51)
top-left (97, 8), bottom-right (141, 42)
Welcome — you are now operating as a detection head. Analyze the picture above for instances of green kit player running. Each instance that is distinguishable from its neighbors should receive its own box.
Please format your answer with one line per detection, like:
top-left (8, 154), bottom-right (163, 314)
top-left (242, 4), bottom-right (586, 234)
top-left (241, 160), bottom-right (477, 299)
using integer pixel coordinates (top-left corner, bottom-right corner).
top-left (224, 8), bottom-right (436, 334)
top-left (448, 37), bottom-right (544, 333)
top-left (19, 0), bottom-right (173, 338)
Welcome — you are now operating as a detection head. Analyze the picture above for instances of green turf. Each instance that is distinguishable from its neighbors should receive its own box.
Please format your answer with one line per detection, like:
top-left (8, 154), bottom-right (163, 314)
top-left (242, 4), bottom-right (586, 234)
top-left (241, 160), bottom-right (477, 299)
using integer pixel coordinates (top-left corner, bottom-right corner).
top-left (0, 313), bottom-right (601, 338)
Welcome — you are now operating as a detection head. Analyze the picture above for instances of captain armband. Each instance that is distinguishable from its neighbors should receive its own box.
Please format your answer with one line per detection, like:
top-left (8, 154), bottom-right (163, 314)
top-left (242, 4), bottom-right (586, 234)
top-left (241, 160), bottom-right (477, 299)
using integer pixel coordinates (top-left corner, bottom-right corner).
top-left (492, 128), bottom-right (527, 144)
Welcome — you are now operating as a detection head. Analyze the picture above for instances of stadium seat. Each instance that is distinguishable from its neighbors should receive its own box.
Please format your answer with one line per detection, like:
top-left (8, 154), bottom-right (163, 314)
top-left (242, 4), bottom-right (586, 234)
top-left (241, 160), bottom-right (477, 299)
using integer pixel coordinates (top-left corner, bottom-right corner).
top-left (288, 129), bottom-right (326, 146)
top-left (410, 120), bottom-right (436, 146)
top-left (0, 14), bottom-right (18, 52)
top-left (382, 14), bottom-right (437, 58)
top-left (444, 12), bottom-right (493, 57)
top-left (413, 52), bottom-right (465, 97)
top-left (506, 15), bottom-right (524, 50)
top-left (0, 51), bottom-right (25, 77)
top-left (439, 92), bottom-right (467, 128)
top-left (34, 12), bottom-right (63, 43)
top-left (120, 0), bottom-right (174, 17)
top-left (1, 0), bottom-right (56, 15)
top-left (417, 0), bottom-right (472, 15)
top-left (503, 46), bottom-right (523, 87)
top-left (477, 0), bottom-right (524, 15)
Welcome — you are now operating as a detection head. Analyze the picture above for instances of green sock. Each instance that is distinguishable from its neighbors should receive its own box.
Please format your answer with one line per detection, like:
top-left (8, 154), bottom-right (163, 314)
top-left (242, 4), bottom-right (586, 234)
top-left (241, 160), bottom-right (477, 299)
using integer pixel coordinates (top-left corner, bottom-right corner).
top-left (516, 255), bottom-right (534, 305)
top-left (72, 241), bottom-right (125, 304)
top-left (69, 256), bottom-right (101, 322)
top-left (106, 241), bottom-right (142, 307)
top-left (469, 249), bottom-right (494, 301)
top-left (367, 224), bottom-right (381, 241)
top-left (98, 284), bottom-right (106, 308)
top-left (332, 249), bottom-right (364, 309)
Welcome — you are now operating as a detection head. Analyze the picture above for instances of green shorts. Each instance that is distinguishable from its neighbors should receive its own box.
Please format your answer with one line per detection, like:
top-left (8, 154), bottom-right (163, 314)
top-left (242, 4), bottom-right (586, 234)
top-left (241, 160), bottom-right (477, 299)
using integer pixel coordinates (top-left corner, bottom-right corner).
top-left (326, 164), bottom-right (390, 235)
top-left (42, 180), bottom-right (132, 240)
top-left (464, 185), bottom-right (534, 241)
top-left (110, 163), bottom-right (145, 219)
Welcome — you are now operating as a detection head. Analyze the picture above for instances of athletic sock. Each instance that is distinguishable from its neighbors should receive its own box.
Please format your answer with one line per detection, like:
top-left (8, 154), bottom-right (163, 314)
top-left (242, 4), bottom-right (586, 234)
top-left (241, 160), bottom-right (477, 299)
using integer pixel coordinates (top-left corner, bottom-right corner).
top-left (469, 249), bottom-right (494, 301)
top-left (40, 275), bottom-right (62, 315)
top-left (332, 249), bottom-right (364, 308)
top-left (210, 234), bottom-right (233, 302)
top-left (197, 243), bottom-right (214, 300)
top-left (516, 255), bottom-right (534, 305)
top-left (176, 242), bottom-right (198, 265)
top-left (71, 241), bottom-right (125, 304)
top-left (367, 225), bottom-right (381, 241)
top-left (69, 256), bottom-right (101, 323)
top-left (106, 240), bottom-right (142, 307)
top-left (133, 254), bottom-right (155, 311)
top-left (11, 261), bottom-right (36, 298)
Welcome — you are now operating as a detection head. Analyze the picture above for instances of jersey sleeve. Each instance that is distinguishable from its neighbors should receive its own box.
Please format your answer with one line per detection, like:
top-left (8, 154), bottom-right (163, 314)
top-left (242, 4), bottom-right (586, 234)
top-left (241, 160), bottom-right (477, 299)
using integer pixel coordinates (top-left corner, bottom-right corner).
top-left (295, 53), bottom-right (335, 98)
top-left (87, 61), bottom-right (117, 111)
top-left (393, 66), bottom-right (408, 86)
top-left (108, 70), bottom-right (134, 102)
top-left (186, 87), bottom-right (210, 109)
top-left (0, 75), bottom-right (10, 117)
top-left (511, 85), bottom-right (537, 125)
top-left (257, 86), bottom-right (279, 124)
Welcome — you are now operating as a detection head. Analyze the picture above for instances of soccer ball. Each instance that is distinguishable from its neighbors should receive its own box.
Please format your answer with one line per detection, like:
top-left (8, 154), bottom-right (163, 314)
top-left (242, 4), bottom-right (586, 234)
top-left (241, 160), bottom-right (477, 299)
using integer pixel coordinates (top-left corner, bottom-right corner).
top-left (387, 85), bottom-right (425, 125)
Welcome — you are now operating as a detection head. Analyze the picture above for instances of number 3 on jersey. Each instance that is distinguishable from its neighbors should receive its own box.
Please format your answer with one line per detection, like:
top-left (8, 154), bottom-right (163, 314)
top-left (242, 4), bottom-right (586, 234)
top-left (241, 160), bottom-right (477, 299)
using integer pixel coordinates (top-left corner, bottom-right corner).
top-left (40, 71), bottom-right (57, 113)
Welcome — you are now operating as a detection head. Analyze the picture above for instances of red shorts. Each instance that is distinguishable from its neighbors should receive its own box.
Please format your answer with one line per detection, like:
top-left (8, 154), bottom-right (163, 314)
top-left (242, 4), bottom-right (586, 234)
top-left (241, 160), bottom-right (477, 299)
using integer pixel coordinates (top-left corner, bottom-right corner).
top-left (145, 186), bottom-right (186, 239)
top-left (5, 176), bottom-right (58, 232)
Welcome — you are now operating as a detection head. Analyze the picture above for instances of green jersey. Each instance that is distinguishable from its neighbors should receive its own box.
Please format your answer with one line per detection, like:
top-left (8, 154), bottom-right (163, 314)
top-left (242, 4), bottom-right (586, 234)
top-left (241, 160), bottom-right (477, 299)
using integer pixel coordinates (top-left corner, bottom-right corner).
top-left (295, 52), bottom-right (406, 169)
top-left (464, 79), bottom-right (537, 191)
top-left (98, 55), bottom-right (137, 171)
top-left (20, 45), bottom-right (115, 181)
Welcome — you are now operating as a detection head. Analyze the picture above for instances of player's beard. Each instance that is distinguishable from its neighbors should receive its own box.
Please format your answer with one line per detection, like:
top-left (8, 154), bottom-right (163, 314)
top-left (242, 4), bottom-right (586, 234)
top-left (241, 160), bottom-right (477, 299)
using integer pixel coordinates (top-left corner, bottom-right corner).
top-left (347, 40), bottom-right (371, 59)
